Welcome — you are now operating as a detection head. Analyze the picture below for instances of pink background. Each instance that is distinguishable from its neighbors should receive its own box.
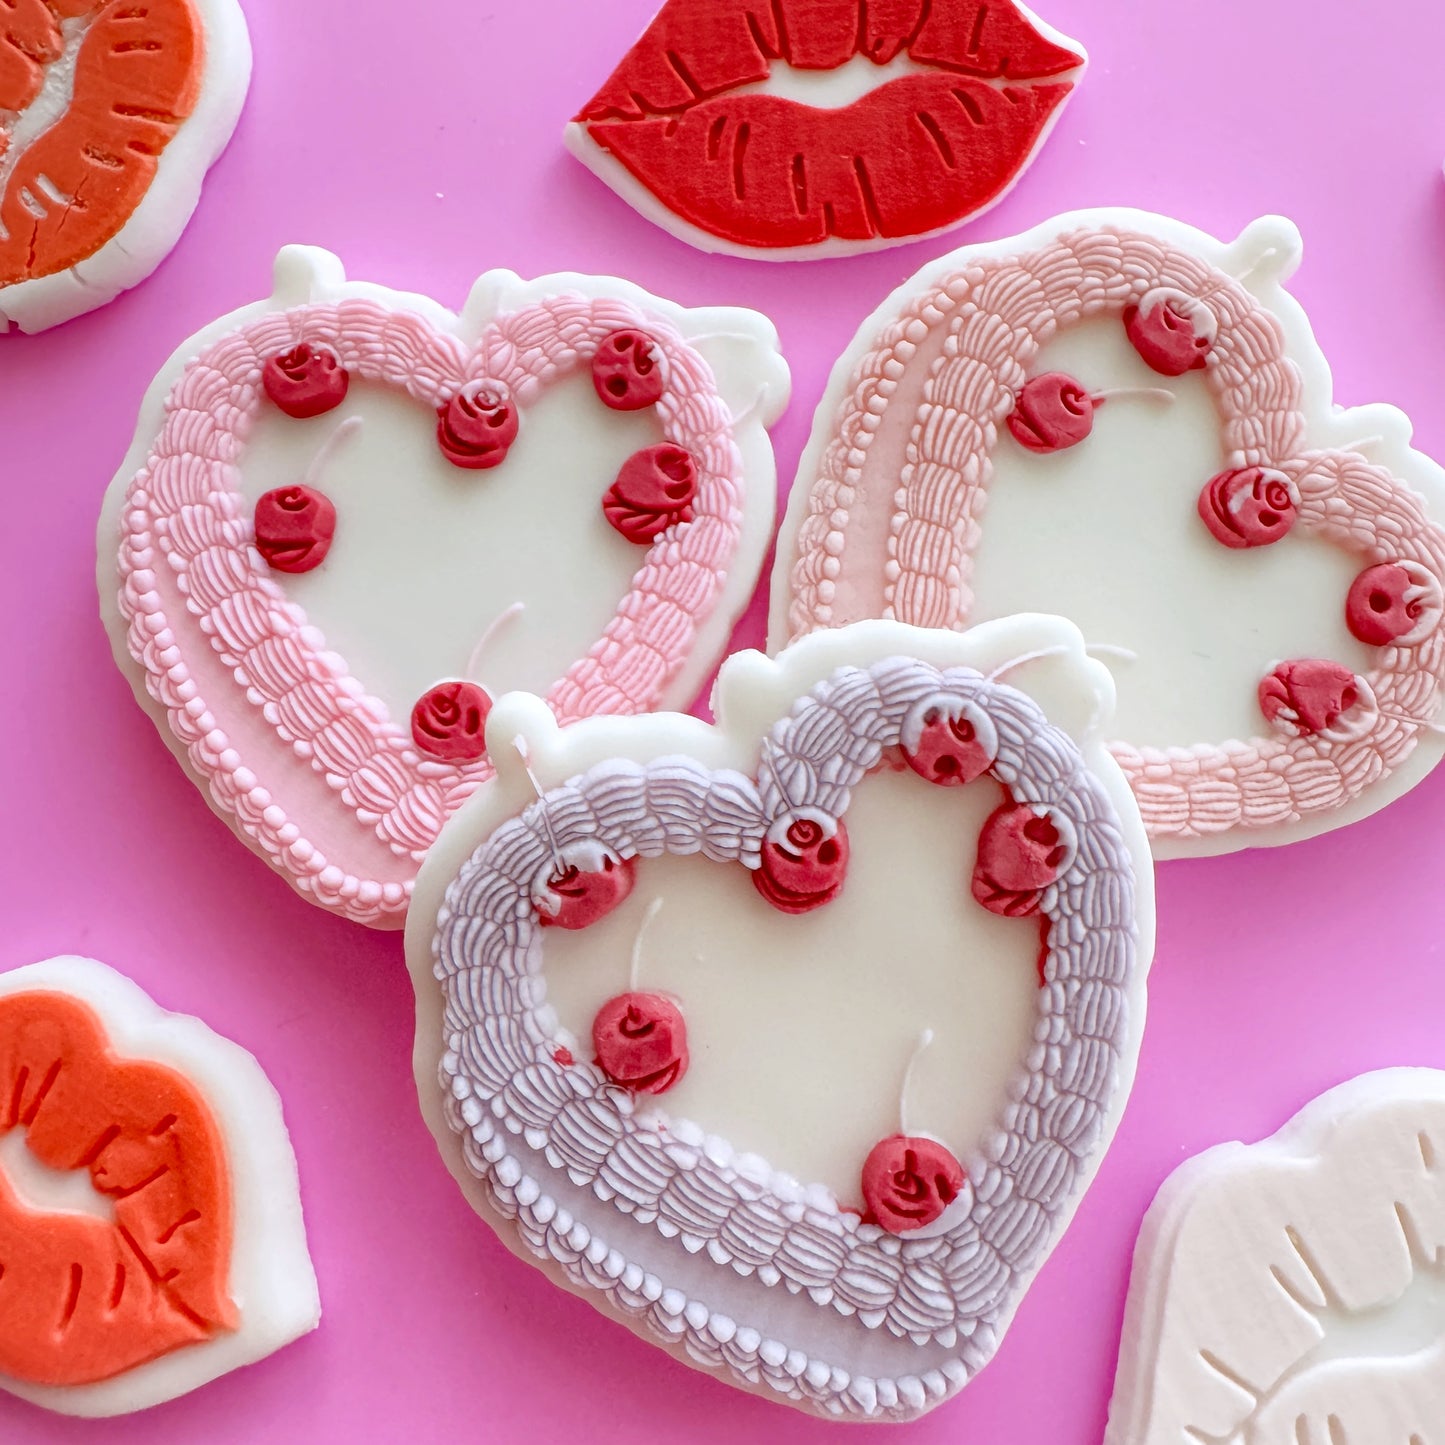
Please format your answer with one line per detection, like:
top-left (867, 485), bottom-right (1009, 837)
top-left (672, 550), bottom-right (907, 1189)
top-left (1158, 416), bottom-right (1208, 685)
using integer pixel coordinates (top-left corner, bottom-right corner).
top-left (4, 0), bottom-right (1445, 1437)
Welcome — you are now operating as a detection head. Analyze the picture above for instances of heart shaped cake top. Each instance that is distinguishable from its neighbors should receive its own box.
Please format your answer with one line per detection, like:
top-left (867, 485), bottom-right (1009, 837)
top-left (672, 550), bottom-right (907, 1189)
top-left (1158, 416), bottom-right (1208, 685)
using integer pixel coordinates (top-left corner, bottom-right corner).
top-left (566, 0), bottom-right (1085, 259)
top-left (100, 246), bottom-right (789, 927)
top-left (770, 209), bottom-right (1445, 855)
top-left (0, 0), bottom-right (250, 333)
top-left (408, 616), bottom-right (1154, 1422)
top-left (0, 956), bottom-right (316, 1418)
top-left (1107, 1069), bottom-right (1445, 1445)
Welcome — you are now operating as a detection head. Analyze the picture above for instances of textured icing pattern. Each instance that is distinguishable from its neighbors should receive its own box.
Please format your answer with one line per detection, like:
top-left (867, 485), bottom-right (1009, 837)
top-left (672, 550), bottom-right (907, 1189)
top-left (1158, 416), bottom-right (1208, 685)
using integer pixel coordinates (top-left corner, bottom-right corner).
top-left (431, 656), bottom-right (1139, 1420)
top-left (116, 294), bottom-right (745, 925)
top-left (781, 226), bottom-right (1445, 840)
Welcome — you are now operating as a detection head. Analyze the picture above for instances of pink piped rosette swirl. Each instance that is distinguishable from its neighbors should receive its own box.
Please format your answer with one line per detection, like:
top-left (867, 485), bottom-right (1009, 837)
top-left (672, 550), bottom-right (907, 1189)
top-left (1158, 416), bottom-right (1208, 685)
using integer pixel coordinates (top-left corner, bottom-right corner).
top-left (117, 294), bottom-right (745, 925)
top-left (783, 227), bottom-right (1445, 841)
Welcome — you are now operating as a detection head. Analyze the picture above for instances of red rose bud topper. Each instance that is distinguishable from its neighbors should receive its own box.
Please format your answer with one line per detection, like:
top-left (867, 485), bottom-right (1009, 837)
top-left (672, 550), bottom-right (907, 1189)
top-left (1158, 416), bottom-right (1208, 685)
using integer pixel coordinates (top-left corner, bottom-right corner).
top-left (1006, 373), bottom-right (1175, 455)
top-left (437, 383), bottom-right (519, 469)
top-left (860, 1030), bottom-right (965, 1235)
top-left (1346, 561), bottom-right (1443, 647)
top-left (861, 1136), bottom-right (965, 1234)
top-left (603, 443), bottom-right (698, 544)
top-left (1007, 373), bottom-right (1094, 453)
top-left (252, 415), bottom-right (359, 575)
top-left (971, 802), bottom-right (1071, 918)
top-left (592, 329), bottom-right (665, 411)
top-left (1259, 659), bottom-right (1363, 739)
top-left (1123, 288), bottom-right (1216, 376)
top-left (262, 343), bottom-right (350, 419)
top-left (592, 992), bottom-right (688, 1094)
top-left (753, 815), bottom-right (849, 914)
top-left (537, 851), bottom-right (637, 930)
top-left (1198, 467), bottom-right (1300, 549)
top-left (411, 681), bottom-right (492, 762)
top-left (900, 697), bottom-right (999, 787)
top-left (253, 486), bottom-right (336, 574)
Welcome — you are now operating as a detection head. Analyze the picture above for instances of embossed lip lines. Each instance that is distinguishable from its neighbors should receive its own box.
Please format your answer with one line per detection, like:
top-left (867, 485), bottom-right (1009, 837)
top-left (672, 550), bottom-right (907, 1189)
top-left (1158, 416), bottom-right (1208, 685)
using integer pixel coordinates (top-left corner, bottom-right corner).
top-left (0, 0), bottom-right (203, 282)
top-left (573, 0), bottom-right (1084, 251)
top-left (0, 992), bottom-right (235, 1388)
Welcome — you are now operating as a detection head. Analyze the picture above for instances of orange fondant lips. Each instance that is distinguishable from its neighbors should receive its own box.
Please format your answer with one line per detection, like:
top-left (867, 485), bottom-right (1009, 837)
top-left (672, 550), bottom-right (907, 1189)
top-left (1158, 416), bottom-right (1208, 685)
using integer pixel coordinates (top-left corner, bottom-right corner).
top-left (0, 992), bottom-right (235, 1388)
top-left (0, 0), bottom-right (204, 287)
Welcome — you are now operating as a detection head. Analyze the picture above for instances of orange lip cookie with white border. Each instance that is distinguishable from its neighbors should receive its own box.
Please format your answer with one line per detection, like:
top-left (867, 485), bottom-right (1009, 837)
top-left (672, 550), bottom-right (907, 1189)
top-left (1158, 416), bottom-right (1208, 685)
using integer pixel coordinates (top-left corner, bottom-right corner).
top-left (0, 956), bottom-right (317, 1417)
top-left (0, 0), bottom-right (249, 333)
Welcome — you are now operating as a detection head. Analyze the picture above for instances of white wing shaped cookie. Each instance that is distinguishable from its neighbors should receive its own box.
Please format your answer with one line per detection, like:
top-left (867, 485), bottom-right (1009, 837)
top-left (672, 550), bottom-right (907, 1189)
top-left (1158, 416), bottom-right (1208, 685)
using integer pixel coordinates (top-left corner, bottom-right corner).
top-left (1108, 1070), bottom-right (1445, 1445)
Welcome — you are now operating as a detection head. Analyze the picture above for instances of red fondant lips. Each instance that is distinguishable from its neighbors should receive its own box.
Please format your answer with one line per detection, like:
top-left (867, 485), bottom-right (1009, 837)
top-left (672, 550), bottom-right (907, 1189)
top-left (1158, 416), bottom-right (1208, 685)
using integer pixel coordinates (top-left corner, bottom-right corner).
top-left (0, 992), bottom-right (235, 1388)
top-left (574, 0), bottom-right (1083, 251)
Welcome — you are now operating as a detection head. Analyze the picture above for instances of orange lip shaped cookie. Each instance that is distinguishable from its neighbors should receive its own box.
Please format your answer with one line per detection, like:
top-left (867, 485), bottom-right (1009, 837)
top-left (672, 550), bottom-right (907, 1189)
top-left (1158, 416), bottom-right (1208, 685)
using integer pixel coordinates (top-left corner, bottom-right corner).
top-left (0, 957), bottom-right (317, 1417)
top-left (0, 0), bottom-right (249, 332)
top-left (566, 0), bottom-right (1085, 259)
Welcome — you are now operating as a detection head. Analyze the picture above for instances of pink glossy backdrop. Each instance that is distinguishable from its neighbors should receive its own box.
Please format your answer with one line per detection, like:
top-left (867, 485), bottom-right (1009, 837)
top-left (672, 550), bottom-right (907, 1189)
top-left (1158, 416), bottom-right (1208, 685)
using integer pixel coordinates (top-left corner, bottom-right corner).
top-left (3, 0), bottom-right (1445, 1438)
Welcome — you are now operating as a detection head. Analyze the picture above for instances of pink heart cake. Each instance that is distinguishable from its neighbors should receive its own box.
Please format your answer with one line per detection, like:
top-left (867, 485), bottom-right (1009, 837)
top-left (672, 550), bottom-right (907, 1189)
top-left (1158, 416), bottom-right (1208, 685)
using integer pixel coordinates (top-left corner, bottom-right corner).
top-left (408, 617), bottom-right (1154, 1421)
top-left (99, 246), bottom-right (789, 926)
top-left (770, 210), bottom-right (1445, 855)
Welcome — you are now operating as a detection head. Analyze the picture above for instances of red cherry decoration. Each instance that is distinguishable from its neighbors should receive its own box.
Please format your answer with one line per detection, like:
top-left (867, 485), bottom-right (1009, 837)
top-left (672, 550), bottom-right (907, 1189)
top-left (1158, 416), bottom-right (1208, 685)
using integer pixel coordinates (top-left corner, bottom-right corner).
top-left (437, 384), bottom-right (519, 469)
top-left (262, 343), bottom-right (350, 419)
top-left (753, 817), bottom-right (848, 914)
top-left (410, 681), bottom-right (491, 762)
top-left (1259, 659), bottom-right (1361, 738)
top-left (1198, 467), bottom-right (1299, 549)
top-left (1006, 373), bottom-right (1097, 454)
top-left (537, 853), bottom-right (637, 929)
top-left (252, 485), bottom-right (336, 573)
top-left (860, 1135), bottom-right (964, 1234)
top-left (972, 803), bottom-right (1069, 918)
top-left (902, 705), bottom-right (996, 787)
top-left (1124, 291), bottom-right (1213, 376)
top-left (592, 329), bottom-right (665, 411)
top-left (1346, 562), bottom-right (1439, 646)
top-left (603, 444), bottom-right (698, 544)
top-left (592, 991), bottom-right (688, 1093)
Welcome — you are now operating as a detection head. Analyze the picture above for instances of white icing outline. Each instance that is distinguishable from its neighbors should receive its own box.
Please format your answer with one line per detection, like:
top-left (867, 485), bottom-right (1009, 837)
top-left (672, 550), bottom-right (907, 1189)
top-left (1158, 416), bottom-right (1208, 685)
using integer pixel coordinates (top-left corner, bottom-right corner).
top-left (0, 0), bottom-right (251, 334)
top-left (0, 957), bottom-right (318, 1417)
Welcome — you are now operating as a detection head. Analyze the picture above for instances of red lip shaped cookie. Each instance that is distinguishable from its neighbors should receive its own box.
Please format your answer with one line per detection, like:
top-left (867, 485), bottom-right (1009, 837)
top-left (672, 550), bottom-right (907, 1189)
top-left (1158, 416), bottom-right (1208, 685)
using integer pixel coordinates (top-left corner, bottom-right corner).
top-left (566, 0), bottom-right (1085, 259)
top-left (772, 210), bottom-right (1445, 855)
top-left (99, 247), bottom-right (789, 927)
top-left (0, 956), bottom-right (317, 1417)
top-left (408, 617), bottom-right (1154, 1422)
top-left (0, 0), bottom-right (249, 333)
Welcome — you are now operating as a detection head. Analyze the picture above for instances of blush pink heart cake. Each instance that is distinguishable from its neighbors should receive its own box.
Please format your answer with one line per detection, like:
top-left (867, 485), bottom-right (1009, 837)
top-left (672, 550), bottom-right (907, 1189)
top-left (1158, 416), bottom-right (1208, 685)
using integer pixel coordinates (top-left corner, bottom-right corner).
top-left (566, 0), bottom-right (1086, 259)
top-left (99, 245), bottom-right (789, 927)
top-left (407, 616), bottom-right (1155, 1421)
top-left (770, 209), bottom-right (1445, 855)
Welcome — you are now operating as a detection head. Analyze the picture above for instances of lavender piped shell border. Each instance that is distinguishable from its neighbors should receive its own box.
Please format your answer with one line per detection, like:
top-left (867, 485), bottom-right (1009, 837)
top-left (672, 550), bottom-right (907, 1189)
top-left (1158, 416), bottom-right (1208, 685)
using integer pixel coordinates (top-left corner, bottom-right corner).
top-left (430, 656), bottom-right (1139, 1420)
